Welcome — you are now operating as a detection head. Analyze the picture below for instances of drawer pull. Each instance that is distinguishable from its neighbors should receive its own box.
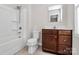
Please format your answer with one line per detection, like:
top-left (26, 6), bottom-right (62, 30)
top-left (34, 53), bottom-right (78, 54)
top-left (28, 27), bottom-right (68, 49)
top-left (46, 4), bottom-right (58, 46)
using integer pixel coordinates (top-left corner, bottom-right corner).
top-left (64, 40), bottom-right (66, 42)
top-left (54, 36), bottom-right (57, 38)
top-left (63, 49), bottom-right (66, 52)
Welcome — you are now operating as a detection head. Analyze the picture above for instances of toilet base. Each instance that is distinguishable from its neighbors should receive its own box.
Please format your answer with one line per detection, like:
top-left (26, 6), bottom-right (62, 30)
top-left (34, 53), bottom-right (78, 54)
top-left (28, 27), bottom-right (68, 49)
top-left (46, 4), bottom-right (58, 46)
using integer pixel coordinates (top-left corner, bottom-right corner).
top-left (28, 45), bottom-right (38, 54)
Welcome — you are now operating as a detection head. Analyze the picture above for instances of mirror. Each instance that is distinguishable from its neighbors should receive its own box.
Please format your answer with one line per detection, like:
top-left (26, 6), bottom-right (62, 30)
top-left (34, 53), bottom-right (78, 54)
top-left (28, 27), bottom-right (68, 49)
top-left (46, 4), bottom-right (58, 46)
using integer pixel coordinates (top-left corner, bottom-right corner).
top-left (48, 5), bottom-right (63, 22)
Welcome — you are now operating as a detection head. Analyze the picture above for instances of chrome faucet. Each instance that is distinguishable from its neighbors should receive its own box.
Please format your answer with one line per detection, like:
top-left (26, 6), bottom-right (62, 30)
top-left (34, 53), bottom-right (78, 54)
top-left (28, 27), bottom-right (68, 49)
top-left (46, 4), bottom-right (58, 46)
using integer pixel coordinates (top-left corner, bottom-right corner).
top-left (53, 26), bottom-right (56, 29)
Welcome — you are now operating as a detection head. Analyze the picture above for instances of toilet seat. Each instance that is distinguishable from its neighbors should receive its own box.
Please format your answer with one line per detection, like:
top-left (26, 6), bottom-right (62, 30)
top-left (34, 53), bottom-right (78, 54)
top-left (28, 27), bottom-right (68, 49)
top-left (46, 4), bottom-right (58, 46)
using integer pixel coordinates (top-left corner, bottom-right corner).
top-left (27, 38), bottom-right (38, 54)
top-left (27, 38), bottom-right (38, 46)
top-left (28, 38), bottom-right (37, 43)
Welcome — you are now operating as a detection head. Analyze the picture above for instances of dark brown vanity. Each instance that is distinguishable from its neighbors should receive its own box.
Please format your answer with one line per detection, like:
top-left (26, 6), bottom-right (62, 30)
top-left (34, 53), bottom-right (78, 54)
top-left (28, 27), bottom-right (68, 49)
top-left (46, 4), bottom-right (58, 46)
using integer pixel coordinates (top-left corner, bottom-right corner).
top-left (42, 29), bottom-right (72, 55)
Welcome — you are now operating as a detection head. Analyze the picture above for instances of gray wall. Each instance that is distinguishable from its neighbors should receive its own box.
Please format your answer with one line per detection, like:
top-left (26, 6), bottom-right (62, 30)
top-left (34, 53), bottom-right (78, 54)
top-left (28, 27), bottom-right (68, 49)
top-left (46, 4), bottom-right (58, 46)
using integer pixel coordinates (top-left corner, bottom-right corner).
top-left (27, 4), bottom-right (74, 45)
top-left (29, 4), bottom-right (74, 31)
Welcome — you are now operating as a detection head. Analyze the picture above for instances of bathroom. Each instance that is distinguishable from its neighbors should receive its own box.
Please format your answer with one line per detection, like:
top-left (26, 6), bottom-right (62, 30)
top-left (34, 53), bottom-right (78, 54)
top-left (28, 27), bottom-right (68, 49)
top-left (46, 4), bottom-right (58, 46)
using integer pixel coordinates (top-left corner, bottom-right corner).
top-left (0, 4), bottom-right (78, 55)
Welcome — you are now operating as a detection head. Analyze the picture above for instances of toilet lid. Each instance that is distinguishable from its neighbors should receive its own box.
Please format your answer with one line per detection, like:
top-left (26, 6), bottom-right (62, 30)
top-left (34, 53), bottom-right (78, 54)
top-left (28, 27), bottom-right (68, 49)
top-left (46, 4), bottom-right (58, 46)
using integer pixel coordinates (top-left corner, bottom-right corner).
top-left (27, 38), bottom-right (37, 43)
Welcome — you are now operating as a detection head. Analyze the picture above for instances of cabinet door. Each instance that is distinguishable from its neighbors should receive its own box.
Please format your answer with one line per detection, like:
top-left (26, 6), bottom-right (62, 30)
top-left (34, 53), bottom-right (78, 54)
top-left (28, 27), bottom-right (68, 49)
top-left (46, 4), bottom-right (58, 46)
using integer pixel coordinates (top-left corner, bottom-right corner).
top-left (58, 45), bottom-right (72, 55)
top-left (42, 35), bottom-right (57, 52)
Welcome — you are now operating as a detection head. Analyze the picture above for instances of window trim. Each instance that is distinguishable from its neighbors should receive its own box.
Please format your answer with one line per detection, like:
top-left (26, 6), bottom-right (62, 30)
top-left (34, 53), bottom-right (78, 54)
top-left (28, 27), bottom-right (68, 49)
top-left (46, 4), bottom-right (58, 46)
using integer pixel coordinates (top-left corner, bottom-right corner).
top-left (75, 4), bottom-right (79, 34)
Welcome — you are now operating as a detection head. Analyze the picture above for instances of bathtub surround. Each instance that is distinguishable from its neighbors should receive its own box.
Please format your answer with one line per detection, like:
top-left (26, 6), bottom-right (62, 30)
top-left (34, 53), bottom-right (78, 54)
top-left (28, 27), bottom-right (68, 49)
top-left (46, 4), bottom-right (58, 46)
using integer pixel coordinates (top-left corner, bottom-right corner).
top-left (0, 5), bottom-right (25, 54)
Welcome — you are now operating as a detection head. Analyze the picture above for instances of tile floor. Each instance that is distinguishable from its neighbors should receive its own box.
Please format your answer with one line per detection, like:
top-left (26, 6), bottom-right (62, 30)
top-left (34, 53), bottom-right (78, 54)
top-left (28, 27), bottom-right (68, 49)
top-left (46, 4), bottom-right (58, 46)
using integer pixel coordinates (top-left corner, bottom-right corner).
top-left (15, 46), bottom-right (55, 55)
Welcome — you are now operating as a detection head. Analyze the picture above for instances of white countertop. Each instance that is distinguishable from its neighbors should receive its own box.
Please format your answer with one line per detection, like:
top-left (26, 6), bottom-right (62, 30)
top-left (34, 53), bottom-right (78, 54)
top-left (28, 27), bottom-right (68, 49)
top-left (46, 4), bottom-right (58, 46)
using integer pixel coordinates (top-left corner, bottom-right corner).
top-left (43, 26), bottom-right (73, 30)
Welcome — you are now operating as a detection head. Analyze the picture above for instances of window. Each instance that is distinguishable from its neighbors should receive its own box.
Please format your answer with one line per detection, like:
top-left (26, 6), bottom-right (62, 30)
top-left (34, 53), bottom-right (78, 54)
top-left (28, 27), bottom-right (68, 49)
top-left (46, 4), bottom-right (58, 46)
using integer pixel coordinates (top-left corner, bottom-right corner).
top-left (75, 5), bottom-right (79, 34)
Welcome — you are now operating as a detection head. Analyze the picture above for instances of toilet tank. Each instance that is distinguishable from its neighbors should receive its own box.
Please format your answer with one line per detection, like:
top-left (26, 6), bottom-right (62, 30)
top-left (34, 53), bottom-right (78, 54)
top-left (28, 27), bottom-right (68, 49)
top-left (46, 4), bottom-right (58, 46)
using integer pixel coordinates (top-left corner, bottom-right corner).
top-left (33, 30), bottom-right (39, 39)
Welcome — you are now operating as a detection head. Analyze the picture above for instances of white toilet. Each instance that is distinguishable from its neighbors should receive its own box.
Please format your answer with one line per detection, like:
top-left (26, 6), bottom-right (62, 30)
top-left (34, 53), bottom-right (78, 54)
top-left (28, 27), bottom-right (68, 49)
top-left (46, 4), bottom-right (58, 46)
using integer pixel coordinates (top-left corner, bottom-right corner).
top-left (27, 30), bottom-right (39, 54)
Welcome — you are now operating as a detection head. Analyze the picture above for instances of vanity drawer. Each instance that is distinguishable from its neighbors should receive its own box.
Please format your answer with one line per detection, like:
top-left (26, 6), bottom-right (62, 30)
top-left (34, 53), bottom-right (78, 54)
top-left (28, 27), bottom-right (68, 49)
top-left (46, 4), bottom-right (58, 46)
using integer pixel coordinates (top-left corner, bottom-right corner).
top-left (58, 35), bottom-right (72, 45)
top-left (58, 45), bottom-right (72, 55)
top-left (59, 30), bottom-right (72, 35)
top-left (42, 29), bottom-right (57, 35)
top-left (42, 36), bottom-right (57, 45)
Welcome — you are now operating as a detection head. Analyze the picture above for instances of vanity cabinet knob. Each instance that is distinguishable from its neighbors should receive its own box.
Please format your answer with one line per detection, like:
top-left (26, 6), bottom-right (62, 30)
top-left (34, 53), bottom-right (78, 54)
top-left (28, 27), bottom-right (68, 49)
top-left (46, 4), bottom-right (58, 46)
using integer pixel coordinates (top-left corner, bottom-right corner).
top-left (63, 49), bottom-right (66, 52)
top-left (64, 40), bottom-right (66, 42)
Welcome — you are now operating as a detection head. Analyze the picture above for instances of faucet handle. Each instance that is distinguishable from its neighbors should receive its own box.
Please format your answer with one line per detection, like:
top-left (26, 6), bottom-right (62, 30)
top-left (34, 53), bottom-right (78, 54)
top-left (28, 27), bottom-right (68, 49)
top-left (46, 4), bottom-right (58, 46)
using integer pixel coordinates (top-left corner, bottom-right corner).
top-left (19, 27), bottom-right (22, 30)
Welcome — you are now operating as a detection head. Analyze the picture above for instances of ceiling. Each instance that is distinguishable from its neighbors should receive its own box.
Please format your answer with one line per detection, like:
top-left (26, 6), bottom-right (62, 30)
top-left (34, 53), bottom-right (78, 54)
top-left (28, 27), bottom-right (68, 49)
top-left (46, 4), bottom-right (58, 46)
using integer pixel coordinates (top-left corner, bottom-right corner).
top-left (3, 4), bottom-right (59, 9)
top-left (4, 4), bottom-right (28, 9)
